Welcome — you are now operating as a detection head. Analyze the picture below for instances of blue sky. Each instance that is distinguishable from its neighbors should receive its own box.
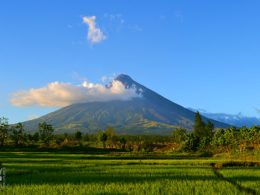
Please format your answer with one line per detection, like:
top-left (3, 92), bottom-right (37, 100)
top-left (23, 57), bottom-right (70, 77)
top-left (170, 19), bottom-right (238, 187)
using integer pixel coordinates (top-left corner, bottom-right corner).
top-left (1, 0), bottom-right (260, 123)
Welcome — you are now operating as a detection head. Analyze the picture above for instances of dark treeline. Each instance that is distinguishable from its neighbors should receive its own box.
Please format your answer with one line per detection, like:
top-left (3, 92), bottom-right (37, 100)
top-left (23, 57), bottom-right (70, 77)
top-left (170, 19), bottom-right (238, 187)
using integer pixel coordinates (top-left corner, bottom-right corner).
top-left (0, 112), bottom-right (259, 153)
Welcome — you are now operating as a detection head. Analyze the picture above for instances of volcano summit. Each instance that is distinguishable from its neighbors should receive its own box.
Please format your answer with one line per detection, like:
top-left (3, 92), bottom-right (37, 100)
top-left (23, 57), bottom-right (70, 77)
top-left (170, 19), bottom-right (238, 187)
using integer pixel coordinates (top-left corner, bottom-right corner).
top-left (23, 74), bottom-right (228, 134)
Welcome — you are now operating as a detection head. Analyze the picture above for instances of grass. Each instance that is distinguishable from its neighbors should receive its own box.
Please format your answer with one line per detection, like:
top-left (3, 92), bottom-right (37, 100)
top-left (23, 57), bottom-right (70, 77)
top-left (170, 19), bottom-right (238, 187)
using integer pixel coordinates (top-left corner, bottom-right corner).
top-left (0, 152), bottom-right (259, 194)
top-left (220, 167), bottom-right (260, 194)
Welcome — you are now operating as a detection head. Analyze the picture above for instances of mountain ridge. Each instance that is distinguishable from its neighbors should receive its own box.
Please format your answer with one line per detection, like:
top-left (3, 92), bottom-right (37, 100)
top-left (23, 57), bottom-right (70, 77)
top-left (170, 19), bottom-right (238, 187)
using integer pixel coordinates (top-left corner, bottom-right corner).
top-left (23, 74), bottom-right (229, 134)
top-left (189, 108), bottom-right (260, 127)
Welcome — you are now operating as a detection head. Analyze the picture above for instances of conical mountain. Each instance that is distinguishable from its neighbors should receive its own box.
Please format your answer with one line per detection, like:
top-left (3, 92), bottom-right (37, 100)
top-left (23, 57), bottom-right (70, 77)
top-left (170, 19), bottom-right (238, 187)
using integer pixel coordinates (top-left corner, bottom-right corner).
top-left (23, 74), bottom-right (229, 134)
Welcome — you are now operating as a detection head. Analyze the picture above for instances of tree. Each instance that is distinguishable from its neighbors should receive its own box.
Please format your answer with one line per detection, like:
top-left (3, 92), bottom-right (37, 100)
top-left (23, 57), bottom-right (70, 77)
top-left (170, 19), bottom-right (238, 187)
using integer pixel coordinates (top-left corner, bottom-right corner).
top-left (182, 133), bottom-right (199, 152)
top-left (250, 126), bottom-right (260, 144)
top-left (100, 132), bottom-right (108, 148)
top-left (28, 132), bottom-right (40, 144)
top-left (119, 137), bottom-right (127, 149)
top-left (32, 132), bottom-right (40, 143)
top-left (38, 122), bottom-right (54, 145)
top-left (239, 126), bottom-right (257, 145)
top-left (75, 131), bottom-right (82, 141)
top-left (193, 112), bottom-right (206, 138)
top-left (105, 127), bottom-right (118, 148)
top-left (205, 121), bottom-right (214, 138)
top-left (0, 117), bottom-right (9, 147)
top-left (10, 123), bottom-right (26, 146)
top-left (211, 128), bottom-right (225, 147)
top-left (198, 136), bottom-right (211, 151)
top-left (172, 128), bottom-right (187, 144)
top-left (83, 134), bottom-right (90, 142)
top-left (223, 127), bottom-right (238, 148)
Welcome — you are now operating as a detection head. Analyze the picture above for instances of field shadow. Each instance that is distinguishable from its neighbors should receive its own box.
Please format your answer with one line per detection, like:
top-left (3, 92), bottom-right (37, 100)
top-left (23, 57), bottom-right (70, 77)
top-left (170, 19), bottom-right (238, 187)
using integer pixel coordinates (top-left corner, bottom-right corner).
top-left (0, 151), bottom-right (205, 162)
top-left (211, 163), bottom-right (259, 195)
top-left (8, 172), bottom-right (219, 185)
top-left (6, 163), bottom-right (260, 186)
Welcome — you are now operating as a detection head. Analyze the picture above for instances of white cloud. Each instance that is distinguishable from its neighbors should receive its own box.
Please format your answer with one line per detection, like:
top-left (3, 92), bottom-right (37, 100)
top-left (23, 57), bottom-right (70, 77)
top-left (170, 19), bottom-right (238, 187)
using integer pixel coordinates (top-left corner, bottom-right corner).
top-left (82, 16), bottom-right (106, 44)
top-left (11, 80), bottom-right (140, 107)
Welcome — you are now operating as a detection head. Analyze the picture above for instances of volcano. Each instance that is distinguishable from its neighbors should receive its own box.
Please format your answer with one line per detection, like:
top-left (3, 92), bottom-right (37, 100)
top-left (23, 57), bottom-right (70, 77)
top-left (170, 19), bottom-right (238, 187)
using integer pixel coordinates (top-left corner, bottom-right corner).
top-left (23, 74), bottom-right (229, 134)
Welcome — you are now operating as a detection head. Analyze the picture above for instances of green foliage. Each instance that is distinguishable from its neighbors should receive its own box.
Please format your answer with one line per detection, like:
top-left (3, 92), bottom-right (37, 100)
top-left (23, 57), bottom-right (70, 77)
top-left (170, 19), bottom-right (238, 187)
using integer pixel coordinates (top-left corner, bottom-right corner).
top-left (211, 128), bottom-right (225, 146)
top-left (182, 133), bottom-right (199, 152)
top-left (98, 132), bottom-right (108, 148)
top-left (75, 131), bottom-right (82, 141)
top-left (210, 126), bottom-right (260, 152)
top-left (223, 127), bottom-right (238, 147)
top-left (0, 116), bottom-right (258, 155)
top-left (205, 120), bottom-right (214, 137)
top-left (172, 128), bottom-right (187, 144)
top-left (198, 136), bottom-right (211, 151)
top-left (105, 127), bottom-right (118, 148)
top-left (119, 137), bottom-right (127, 149)
top-left (10, 123), bottom-right (26, 146)
top-left (0, 117), bottom-right (9, 146)
top-left (191, 113), bottom-right (215, 151)
top-left (239, 126), bottom-right (257, 144)
top-left (38, 122), bottom-right (54, 145)
top-left (83, 134), bottom-right (90, 142)
top-left (32, 132), bottom-right (40, 143)
top-left (193, 112), bottom-right (206, 138)
top-left (27, 132), bottom-right (40, 144)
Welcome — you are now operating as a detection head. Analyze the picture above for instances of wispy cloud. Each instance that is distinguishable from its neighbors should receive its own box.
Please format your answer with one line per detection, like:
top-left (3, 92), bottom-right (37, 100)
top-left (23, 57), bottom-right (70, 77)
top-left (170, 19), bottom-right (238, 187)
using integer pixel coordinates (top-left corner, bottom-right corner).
top-left (11, 79), bottom-right (140, 107)
top-left (82, 16), bottom-right (106, 44)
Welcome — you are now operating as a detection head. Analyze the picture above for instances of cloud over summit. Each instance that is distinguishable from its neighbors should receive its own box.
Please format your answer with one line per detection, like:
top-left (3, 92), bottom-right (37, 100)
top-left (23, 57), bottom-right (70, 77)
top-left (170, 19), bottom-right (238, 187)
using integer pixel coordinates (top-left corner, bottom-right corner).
top-left (11, 80), bottom-right (140, 107)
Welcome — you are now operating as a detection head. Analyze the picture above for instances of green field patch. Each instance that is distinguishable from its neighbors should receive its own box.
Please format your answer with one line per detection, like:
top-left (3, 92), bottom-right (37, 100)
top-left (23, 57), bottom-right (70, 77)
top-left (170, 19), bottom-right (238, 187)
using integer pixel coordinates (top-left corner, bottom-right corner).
top-left (0, 152), bottom-right (259, 194)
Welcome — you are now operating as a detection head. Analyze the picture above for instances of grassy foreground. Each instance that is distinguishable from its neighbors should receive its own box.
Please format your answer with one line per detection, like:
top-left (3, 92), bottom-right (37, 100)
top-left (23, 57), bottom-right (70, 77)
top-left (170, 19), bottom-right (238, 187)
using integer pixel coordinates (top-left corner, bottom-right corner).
top-left (0, 152), bottom-right (259, 195)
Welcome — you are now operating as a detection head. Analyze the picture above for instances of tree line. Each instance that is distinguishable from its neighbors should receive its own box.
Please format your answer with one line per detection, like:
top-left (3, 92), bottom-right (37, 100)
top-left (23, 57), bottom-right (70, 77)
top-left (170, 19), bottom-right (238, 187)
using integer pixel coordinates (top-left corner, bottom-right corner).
top-left (0, 118), bottom-right (55, 147)
top-left (0, 113), bottom-right (259, 153)
top-left (0, 118), bottom-right (171, 152)
top-left (172, 112), bottom-right (260, 153)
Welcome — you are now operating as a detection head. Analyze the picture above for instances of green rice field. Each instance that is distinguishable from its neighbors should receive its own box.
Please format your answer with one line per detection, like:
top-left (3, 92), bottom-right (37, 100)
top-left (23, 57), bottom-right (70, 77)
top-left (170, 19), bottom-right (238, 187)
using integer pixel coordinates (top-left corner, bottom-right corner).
top-left (0, 152), bottom-right (259, 194)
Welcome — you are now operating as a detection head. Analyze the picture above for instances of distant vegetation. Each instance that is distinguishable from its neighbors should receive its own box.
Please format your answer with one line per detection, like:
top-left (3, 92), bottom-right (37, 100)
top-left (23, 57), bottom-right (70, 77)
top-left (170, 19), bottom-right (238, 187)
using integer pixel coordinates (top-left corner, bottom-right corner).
top-left (0, 112), bottom-right (259, 155)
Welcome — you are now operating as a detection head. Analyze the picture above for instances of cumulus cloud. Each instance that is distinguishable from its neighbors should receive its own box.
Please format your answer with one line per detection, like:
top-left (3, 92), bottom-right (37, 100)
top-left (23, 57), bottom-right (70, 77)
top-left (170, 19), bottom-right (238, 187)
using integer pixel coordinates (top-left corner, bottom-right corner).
top-left (82, 16), bottom-right (106, 44)
top-left (11, 80), bottom-right (140, 107)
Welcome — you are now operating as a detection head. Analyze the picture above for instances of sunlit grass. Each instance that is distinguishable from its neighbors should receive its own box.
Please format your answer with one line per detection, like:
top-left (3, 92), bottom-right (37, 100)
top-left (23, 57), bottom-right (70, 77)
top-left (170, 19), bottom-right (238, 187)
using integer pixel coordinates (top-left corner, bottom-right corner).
top-left (0, 152), bottom-right (259, 194)
top-left (220, 167), bottom-right (260, 194)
